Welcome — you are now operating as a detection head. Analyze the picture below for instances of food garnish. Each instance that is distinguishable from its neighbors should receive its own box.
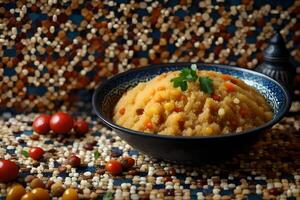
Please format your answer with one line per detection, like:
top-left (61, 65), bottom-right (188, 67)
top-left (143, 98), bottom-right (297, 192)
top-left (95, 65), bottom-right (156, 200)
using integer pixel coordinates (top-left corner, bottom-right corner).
top-left (171, 64), bottom-right (214, 94)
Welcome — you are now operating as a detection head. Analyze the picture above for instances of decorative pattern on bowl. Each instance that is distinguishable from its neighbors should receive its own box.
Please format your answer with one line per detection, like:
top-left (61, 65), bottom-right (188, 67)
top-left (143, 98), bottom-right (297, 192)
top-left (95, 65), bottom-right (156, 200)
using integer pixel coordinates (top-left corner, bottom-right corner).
top-left (93, 63), bottom-right (291, 162)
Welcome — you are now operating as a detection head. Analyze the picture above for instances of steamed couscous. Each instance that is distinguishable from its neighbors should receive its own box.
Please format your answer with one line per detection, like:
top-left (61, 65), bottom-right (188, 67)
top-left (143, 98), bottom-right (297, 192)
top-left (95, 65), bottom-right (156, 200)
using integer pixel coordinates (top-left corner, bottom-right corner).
top-left (113, 70), bottom-right (273, 136)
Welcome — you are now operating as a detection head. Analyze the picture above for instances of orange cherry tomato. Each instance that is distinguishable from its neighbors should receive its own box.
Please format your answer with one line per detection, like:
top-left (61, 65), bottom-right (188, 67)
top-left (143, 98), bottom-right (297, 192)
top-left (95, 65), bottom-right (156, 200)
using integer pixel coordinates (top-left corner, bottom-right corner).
top-left (31, 188), bottom-right (50, 200)
top-left (61, 188), bottom-right (78, 200)
top-left (20, 192), bottom-right (36, 200)
top-left (6, 184), bottom-right (26, 200)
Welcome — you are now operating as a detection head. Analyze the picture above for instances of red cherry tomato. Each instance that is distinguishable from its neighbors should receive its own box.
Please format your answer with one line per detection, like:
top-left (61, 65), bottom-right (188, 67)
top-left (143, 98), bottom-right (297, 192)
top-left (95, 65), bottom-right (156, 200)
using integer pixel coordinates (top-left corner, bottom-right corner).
top-left (0, 160), bottom-right (19, 182)
top-left (50, 112), bottom-right (74, 134)
top-left (105, 160), bottom-right (122, 175)
top-left (68, 155), bottom-right (81, 167)
top-left (33, 114), bottom-right (51, 135)
top-left (29, 147), bottom-right (44, 160)
top-left (74, 119), bottom-right (89, 135)
top-left (121, 157), bottom-right (135, 171)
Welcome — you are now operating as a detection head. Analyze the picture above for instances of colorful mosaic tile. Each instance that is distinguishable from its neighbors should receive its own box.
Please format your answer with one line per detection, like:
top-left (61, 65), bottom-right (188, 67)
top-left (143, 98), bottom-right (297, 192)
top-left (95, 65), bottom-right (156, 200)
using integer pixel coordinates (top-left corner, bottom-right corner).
top-left (0, 0), bottom-right (299, 112)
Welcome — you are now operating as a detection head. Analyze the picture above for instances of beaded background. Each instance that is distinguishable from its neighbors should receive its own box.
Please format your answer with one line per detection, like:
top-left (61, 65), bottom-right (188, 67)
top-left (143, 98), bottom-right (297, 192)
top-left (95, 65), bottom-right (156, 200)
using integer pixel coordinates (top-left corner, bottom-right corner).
top-left (0, 0), bottom-right (299, 112)
top-left (0, 1), bottom-right (300, 200)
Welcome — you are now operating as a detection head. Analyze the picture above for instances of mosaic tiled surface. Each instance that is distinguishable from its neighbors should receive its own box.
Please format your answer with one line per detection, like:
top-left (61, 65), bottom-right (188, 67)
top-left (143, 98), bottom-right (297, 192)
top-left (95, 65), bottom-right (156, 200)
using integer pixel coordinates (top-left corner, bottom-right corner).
top-left (0, 1), bottom-right (300, 112)
top-left (0, 105), bottom-right (299, 199)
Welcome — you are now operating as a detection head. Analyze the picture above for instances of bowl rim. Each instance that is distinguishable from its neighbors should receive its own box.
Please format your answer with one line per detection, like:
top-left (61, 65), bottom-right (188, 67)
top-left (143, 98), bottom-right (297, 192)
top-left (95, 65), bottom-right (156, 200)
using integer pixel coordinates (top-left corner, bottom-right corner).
top-left (92, 62), bottom-right (291, 140)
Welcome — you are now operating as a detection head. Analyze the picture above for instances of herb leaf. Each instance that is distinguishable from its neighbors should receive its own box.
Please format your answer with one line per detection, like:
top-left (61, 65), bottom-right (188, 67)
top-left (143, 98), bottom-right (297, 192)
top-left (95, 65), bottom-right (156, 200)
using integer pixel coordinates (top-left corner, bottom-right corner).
top-left (171, 77), bottom-right (186, 91)
top-left (179, 81), bottom-right (188, 91)
top-left (181, 68), bottom-right (198, 81)
top-left (22, 150), bottom-right (29, 157)
top-left (103, 192), bottom-right (114, 200)
top-left (94, 150), bottom-right (100, 159)
top-left (199, 77), bottom-right (214, 94)
top-left (170, 65), bottom-right (198, 91)
top-left (170, 64), bottom-right (214, 93)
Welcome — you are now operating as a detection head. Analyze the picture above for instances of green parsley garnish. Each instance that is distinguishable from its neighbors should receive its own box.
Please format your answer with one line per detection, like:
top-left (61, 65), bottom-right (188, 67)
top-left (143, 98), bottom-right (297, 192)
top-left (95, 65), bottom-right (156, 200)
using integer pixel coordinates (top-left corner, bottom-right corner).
top-left (170, 64), bottom-right (214, 94)
top-left (199, 77), bottom-right (214, 94)
top-left (22, 150), bottom-right (29, 157)
top-left (103, 192), bottom-right (114, 200)
top-left (94, 150), bottom-right (100, 159)
top-left (170, 65), bottom-right (198, 91)
top-left (170, 77), bottom-right (188, 91)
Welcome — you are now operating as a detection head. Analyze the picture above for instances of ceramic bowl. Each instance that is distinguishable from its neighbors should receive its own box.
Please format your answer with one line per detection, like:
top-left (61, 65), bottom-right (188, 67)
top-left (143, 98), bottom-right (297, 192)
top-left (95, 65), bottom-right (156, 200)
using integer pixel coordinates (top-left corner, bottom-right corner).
top-left (92, 63), bottom-right (291, 163)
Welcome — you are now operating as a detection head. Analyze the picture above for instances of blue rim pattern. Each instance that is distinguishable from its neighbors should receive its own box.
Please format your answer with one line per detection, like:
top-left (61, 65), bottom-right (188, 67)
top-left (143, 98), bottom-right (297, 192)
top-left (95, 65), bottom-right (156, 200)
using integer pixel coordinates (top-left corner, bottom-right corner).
top-left (92, 63), bottom-right (291, 140)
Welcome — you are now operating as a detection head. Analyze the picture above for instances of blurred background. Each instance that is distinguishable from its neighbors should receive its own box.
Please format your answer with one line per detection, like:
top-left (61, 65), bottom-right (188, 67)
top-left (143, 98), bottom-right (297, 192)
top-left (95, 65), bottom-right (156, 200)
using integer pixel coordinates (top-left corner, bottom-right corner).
top-left (0, 0), bottom-right (299, 113)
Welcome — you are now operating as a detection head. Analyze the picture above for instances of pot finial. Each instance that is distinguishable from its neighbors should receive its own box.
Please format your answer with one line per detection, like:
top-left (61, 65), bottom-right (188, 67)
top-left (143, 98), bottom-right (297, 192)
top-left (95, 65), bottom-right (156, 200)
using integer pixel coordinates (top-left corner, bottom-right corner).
top-left (255, 30), bottom-right (295, 92)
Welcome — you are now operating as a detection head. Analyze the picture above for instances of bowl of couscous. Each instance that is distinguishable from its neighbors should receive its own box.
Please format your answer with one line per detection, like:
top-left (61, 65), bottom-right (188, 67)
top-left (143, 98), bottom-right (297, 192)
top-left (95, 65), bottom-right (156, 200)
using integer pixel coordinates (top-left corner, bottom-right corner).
top-left (92, 63), bottom-right (291, 162)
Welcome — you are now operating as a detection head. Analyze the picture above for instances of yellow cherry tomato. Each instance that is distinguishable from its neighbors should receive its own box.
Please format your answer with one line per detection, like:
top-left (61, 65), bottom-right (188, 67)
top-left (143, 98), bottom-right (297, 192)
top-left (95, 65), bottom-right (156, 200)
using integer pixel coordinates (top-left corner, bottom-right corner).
top-left (31, 188), bottom-right (50, 200)
top-left (61, 188), bottom-right (78, 200)
top-left (20, 192), bottom-right (36, 200)
top-left (6, 184), bottom-right (26, 200)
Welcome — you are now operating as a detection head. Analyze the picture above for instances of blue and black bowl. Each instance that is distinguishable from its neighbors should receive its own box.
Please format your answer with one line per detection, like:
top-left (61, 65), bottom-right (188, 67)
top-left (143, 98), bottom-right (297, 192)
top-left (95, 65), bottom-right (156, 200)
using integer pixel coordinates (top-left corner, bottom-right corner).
top-left (92, 63), bottom-right (291, 163)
